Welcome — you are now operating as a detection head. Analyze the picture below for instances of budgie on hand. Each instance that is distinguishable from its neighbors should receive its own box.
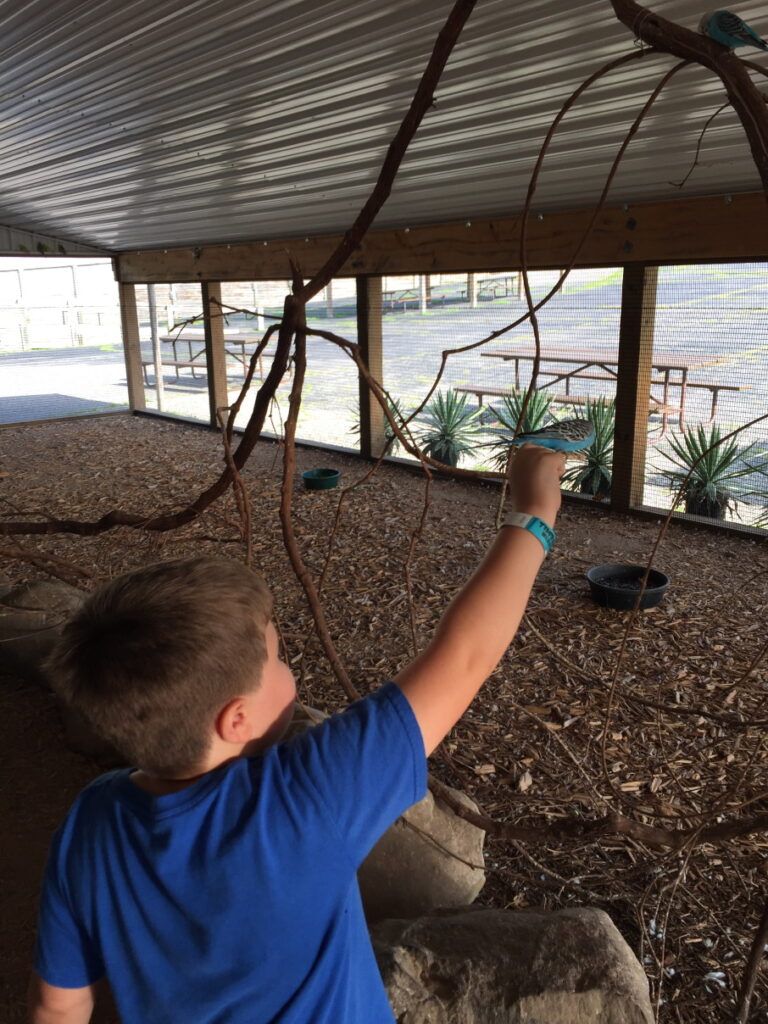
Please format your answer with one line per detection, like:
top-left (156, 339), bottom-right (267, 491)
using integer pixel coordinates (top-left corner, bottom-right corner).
top-left (510, 418), bottom-right (595, 452)
top-left (700, 10), bottom-right (768, 50)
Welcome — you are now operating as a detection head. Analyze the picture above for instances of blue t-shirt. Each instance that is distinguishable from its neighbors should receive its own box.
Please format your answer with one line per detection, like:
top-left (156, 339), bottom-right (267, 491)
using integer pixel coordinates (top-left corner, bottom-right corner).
top-left (35, 683), bottom-right (426, 1023)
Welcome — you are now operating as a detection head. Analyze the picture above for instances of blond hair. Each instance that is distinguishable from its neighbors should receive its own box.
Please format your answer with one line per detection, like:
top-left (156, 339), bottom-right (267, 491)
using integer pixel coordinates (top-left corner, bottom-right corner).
top-left (47, 556), bottom-right (273, 777)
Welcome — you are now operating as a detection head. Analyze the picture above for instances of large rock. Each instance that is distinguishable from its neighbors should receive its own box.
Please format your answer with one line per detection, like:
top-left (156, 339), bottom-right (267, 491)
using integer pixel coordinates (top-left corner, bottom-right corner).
top-left (0, 579), bottom-right (84, 682)
top-left (0, 579), bottom-right (122, 762)
top-left (287, 702), bottom-right (486, 922)
top-left (358, 786), bottom-right (485, 922)
top-left (371, 905), bottom-right (653, 1024)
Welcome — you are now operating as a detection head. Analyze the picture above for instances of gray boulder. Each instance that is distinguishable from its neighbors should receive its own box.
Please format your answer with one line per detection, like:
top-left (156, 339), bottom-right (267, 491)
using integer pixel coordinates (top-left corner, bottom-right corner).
top-left (359, 786), bottom-right (485, 922)
top-left (0, 579), bottom-right (123, 762)
top-left (0, 579), bottom-right (84, 682)
top-left (372, 905), bottom-right (653, 1024)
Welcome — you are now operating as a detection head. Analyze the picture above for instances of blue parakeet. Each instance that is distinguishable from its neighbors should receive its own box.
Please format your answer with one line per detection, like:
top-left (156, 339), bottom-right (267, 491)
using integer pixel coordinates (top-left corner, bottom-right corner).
top-left (511, 418), bottom-right (595, 452)
top-left (700, 10), bottom-right (768, 50)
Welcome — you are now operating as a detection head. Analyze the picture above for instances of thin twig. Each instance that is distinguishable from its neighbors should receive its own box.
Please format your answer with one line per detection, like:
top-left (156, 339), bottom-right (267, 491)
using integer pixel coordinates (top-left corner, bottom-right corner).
top-left (669, 100), bottom-right (731, 188)
top-left (736, 895), bottom-right (768, 1024)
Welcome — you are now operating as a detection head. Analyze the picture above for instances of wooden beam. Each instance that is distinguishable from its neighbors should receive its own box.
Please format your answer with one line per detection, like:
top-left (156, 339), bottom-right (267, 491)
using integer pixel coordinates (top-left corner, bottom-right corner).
top-left (356, 277), bottom-right (386, 458)
top-left (118, 282), bottom-right (146, 411)
top-left (612, 265), bottom-right (658, 511)
top-left (201, 281), bottom-right (228, 427)
top-left (467, 272), bottom-right (477, 308)
top-left (116, 192), bottom-right (768, 284)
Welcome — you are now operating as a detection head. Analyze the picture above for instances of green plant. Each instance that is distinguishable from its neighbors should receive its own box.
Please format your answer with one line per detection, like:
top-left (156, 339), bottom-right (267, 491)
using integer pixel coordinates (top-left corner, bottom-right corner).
top-left (657, 424), bottom-right (768, 520)
top-left (349, 395), bottom-right (407, 455)
top-left (485, 388), bottom-right (553, 469)
top-left (562, 396), bottom-right (615, 497)
top-left (417, 389), bottom-right (483, 467)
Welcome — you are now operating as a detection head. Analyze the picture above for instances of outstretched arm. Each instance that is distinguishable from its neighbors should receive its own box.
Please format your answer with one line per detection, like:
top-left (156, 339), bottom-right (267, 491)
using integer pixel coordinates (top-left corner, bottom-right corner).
top-left (395, 444), bottom-right (564, 755)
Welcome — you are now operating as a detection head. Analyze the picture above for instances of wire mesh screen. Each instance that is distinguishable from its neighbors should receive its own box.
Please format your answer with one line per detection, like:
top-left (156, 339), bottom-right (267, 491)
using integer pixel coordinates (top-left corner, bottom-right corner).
top-left (380, 270), bottom-right (622, 485)
top-left (219, 280), bottom-right (359, 448)
top-left (0, 257), bottom-right (126, 426)
top-left (642, 264), bottom-right (768, 529)
top-left (136, 283), bottom-right (209, 422)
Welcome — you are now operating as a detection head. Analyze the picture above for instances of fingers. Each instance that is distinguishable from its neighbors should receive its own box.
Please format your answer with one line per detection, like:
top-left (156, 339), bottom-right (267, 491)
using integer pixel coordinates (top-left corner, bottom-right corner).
top-left (518, 443), bottom-right (567, 476)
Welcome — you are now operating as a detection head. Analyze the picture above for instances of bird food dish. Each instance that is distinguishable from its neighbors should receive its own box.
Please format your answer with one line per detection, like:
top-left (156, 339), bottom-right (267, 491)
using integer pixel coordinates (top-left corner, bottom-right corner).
top-left (301, 468), bottom-right (341, 490)
top-left (586, 563), bottom-right (670, 610)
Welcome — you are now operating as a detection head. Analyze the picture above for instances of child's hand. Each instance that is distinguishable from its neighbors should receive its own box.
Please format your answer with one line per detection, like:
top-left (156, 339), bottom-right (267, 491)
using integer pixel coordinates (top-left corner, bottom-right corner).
top-left (508, 443), bottom-right (566, 527)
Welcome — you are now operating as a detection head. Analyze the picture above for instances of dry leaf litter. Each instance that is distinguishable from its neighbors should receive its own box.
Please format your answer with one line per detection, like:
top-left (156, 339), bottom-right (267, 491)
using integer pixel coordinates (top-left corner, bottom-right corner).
top-left (1, 415), bottom-right (766, 1024)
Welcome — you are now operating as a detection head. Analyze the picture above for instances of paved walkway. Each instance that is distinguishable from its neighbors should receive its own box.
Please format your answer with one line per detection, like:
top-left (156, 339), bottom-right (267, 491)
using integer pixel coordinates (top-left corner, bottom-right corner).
top-left (2, 267), bottom-right (767, 464)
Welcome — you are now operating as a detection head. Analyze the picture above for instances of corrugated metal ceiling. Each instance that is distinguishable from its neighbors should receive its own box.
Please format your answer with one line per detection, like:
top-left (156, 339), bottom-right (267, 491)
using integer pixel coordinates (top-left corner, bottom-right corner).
top-left (0, 0), bottom-right (765, 251)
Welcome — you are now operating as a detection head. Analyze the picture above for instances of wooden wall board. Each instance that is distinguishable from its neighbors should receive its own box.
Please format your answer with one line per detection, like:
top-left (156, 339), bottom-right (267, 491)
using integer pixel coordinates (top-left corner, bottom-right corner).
top-left (116, 192), bottom-right (768, 284)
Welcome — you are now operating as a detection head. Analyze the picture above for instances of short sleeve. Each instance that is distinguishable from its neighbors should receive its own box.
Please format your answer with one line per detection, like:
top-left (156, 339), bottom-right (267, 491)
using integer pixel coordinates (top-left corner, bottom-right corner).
top-left (275, 682), bottom-right (427, 866)
top-left (34, 828), bottom-right (104, 989)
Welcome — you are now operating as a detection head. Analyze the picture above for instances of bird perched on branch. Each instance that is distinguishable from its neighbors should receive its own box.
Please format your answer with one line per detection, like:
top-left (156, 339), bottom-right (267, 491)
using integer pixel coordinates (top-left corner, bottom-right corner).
top-left (699, 10), bottom-right (768, 50)
top-left (511, 418), bottom-right (595, 452)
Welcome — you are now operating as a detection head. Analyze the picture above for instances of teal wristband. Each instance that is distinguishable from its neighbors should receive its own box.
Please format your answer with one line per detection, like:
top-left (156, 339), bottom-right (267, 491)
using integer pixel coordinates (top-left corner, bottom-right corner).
top-left (502, 513), bottom-right (556, 555)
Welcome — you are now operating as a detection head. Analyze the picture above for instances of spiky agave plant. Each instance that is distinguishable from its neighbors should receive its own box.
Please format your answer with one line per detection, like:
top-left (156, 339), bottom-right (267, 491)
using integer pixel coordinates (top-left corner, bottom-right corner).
top-left (417, 389), bottom-right (483, 467)
top-left (658, 424), bottom-right (768, 519)
top-left (485, 388), bottom-right (553, 470)
top-left (349, 394), bottom-right (407, 455)
top-left (562, 396), bottom-right (615, 497)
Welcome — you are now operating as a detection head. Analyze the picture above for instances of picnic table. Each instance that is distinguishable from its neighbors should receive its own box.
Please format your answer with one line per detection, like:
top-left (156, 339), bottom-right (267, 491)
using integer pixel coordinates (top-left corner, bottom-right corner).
top-left (461, 346), bottom-right (740, 435)
top-left (142, 329), bottom-right (267, 384)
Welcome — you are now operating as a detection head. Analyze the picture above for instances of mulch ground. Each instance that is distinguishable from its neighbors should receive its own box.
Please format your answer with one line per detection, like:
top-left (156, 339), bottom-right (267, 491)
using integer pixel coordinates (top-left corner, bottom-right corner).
top-left (1, 413), bottom-right (766, 1023)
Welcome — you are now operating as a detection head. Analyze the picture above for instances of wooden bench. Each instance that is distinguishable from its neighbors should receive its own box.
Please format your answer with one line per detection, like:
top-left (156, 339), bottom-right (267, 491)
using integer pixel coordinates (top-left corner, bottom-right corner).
top-left (682, 382), bottom-right (751, 421)
top-left (141, 349), bottom-right (282, 386)
top-left (535, 372), bottom-right (749, 420)
top-left (141, 360), bottom-right (204, 385)
top-left (454, 385), bottom-right (676, 415)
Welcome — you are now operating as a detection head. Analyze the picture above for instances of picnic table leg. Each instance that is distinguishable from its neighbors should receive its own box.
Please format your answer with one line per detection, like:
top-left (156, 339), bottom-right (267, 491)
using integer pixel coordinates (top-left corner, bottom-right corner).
top-left (660, 369), bottom-right (672, 437)
top-left (168, 338), bottom-right (180, 378)
top-left (179, 338), bottom-right (191, 379)
top-left (705, 386), bottom-right (719, 424)
top-left (678, 369), bottom-right (689, 431)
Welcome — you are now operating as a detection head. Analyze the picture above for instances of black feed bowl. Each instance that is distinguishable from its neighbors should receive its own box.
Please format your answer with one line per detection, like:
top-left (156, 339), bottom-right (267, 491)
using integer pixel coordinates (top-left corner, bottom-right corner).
top-left (586, 563), bottom-right (670, 611)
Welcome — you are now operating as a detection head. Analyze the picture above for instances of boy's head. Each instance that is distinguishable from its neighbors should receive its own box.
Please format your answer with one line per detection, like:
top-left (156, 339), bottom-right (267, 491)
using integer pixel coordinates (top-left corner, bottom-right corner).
top-left (47, 556), bottom-right (280, 778)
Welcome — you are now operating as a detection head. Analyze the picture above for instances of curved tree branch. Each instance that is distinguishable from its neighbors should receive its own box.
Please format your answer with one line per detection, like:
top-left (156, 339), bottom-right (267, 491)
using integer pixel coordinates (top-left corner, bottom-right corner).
top-left (610, 0), bottom-right (768, 193)
top-left (0, 0), bottom-right (479, 539)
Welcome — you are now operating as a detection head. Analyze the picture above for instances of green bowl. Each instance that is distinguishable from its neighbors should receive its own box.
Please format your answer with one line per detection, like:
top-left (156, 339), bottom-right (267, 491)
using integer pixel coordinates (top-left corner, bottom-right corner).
top-left (301, 468), bottom-right (341, 491)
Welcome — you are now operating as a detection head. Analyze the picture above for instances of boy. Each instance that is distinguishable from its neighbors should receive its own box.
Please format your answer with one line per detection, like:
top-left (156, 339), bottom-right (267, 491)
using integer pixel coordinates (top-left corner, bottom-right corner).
top-left (29, 444), bottom-right (564, 1024)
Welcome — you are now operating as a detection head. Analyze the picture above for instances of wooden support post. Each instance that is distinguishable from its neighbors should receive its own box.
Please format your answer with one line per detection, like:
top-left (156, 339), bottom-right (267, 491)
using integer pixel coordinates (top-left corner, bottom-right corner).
top-left (147, 284), bottom-right (165, 412)
top-left (201, 281), bottom-right (229, 427)
top-left (612, 264), bottom-right (658, 511)
top-left (419, 274), bottom-right (428, 314)
top-left (251, 281), bottom-right (265, 331)
top-left (167, 283), bottom-right (176, 331)
top-left (356, 277), bottom-right (386, 457)
top-left (325, 279), bottom-right (334, 318)
top-left (118, 282), bottom-right (146, 411)
top-left (467, 272), bottom-right (477, 308)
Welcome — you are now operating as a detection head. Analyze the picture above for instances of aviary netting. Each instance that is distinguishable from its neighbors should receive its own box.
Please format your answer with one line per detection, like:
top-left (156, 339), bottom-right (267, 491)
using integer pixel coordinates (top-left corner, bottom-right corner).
top-left (2, 2), bottom-right (767, 1020)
